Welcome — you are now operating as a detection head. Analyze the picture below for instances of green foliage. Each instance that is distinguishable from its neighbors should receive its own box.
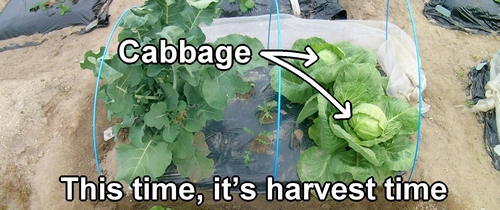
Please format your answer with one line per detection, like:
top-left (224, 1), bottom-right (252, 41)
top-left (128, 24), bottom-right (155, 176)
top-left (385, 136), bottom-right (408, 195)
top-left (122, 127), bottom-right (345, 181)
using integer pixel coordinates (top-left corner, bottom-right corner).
top-left (58, 4), bottom-right (70, 15)
top-left (239, 0), bottom-right (255, 12)
top-left (244, 128), bottom-right (272, 144)
top-left (348, 103), bottom-right (387, 141)
top-left (256, 138), bottom-right (268, 145)
top-left (243, 150), bottom-right (252, 165)
top-left (228, 0), bottom-right (255, 13)
top-left (81, 0), bottom-right (267, 185)
top-left (270, 38), bottom-right (378, 104)
top-left (270, 37), bottom-right (418, 185)
top-left (257, 99), bottom-right (277, 125)
top-left (256, 130), bottom-right (272, 144)
top-left (259, 130), bottom-right (273, 137)
top-left (258, 99), bottom-right (278, 112)
top-left (243, 127), bottom-right (254, 136)
top-left (29, 0), bottom-right (73, 15)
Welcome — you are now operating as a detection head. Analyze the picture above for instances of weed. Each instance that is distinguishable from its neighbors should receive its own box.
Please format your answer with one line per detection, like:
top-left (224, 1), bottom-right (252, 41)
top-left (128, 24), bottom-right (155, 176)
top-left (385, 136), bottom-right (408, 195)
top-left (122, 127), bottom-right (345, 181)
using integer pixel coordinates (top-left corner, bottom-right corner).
top-left (454, 67), bottom-right (470, 89)
top-left (258, 99), bottom-right (277, 125)
top-left (29, 0), bottom-right (73, 15)
top-left (229, 0), bottom-right (255, 13)
top-left (0, 166), bottom-right (32, 210)
top-left (256, 137), bottom-right (269, 145)
top-left (243, 150), bottom-right (252, 165)
top-left (465, 100), bottom-right (474, 108)
top-left (260, 130), bottom-right (273, 137)
top-left (243, 127), bottom-right (254, 136)
top-left (256, 130), bottom-right (273, 144)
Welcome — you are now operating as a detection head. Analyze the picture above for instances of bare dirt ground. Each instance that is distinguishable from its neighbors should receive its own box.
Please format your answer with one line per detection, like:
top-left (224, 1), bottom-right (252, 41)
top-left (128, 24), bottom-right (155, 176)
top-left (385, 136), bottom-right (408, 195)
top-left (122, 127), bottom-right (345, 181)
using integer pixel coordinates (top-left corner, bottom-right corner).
top-left (0, 0), bottom-right (499, 209)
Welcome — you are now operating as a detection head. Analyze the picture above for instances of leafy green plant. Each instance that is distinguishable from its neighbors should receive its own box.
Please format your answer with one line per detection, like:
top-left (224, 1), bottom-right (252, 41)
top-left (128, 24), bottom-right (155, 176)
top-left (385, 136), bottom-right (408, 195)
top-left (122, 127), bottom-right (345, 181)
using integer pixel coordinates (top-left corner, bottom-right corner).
top-left (243, 127), bottom-right (254, 136)
top-left (81, 0), bottom-right (267, 185)
top-left (58, 4), bottom-right (70, 15)
top-left (269, 37), bottom-right (418, 185)
top-left (228, 0), bottom-right (255, 13)
top-left (256, 130), bottom-right (272, 145)
top-left (244, 127), bottom-right (272, 145)
top-left (243, 150), bottom-right (252, 164)
top-left (29, 1), bottom-right (49, 12)
top-left (348, 103), bottom-right (387, 141)
top-left (256, 137), bottom-right (269, 145)
top-left (260, 130), bottom-right (273, 136)
top-left (29, 0), bottom-right (72, 15)
top-left (257, 99), bottom-right (277, 125)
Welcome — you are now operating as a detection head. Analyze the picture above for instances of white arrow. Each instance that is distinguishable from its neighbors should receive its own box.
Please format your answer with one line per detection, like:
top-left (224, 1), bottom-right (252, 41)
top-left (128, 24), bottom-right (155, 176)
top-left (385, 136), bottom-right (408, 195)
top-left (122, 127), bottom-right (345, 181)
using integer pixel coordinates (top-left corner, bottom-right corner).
top-left (259, 46), bottom-right (352, 120)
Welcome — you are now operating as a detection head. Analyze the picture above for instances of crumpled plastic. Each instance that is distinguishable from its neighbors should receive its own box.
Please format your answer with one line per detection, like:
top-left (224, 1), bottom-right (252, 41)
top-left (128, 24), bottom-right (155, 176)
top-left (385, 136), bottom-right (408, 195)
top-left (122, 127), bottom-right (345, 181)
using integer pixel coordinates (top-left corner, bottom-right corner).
top-left (466, 50), bottom-right (500, 170)
top-left (423, 0), bottom-right (500, 35)
top-left (0, 0), bottom-right (111, 41)
top-left (469, 52), bottom-right (500, 113)
top-left (219, 0), bottom-right (346, 20)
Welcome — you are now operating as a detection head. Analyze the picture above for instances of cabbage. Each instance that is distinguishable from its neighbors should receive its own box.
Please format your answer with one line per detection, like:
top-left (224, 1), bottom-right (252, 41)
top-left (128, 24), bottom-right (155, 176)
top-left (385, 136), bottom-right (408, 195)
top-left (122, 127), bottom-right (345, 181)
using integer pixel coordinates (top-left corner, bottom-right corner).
top-left (348, 103), bottom-right (387, 141)
top-left (317, 49), bottom-right (338, 64)
top-left (270, 37), bottom-right (419, 185)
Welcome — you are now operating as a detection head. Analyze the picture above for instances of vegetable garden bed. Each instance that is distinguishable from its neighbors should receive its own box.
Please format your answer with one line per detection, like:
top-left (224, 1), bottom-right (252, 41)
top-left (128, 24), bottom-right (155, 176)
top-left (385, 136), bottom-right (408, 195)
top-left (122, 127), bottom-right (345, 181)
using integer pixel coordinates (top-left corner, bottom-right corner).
top-left (81, 0), bottom-right (425, 193)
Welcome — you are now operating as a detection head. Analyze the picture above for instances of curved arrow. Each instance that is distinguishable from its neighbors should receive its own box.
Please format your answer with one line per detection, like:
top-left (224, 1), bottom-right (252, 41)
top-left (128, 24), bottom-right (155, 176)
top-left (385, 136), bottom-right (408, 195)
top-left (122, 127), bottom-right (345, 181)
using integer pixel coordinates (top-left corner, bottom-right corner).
top-left (259, 46), bottom-right (352, 120)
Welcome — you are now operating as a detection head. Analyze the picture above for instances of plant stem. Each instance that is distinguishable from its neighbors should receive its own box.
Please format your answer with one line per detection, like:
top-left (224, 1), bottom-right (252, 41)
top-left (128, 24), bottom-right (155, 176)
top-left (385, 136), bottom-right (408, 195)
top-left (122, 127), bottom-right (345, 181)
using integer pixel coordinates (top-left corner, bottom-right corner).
top-left (135, 94), bottom-right (159, 100)
top-left (172, 65), bottom-right (177, 90)
top-left (135, 84), bottom-right (146, 93)
top-left (136, 28), bottom-right (142, 40)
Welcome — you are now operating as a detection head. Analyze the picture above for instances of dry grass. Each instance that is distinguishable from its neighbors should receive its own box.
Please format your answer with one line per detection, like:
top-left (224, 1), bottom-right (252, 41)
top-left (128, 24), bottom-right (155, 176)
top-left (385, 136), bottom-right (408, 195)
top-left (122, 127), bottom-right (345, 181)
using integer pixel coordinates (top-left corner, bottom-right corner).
top-left (0, 165), bottom-right (31, 210)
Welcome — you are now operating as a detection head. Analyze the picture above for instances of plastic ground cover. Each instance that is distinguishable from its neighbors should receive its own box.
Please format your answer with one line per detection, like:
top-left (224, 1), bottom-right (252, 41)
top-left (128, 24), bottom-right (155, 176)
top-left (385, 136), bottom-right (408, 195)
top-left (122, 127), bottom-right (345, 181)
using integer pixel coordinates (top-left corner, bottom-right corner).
top-left (219, 0), bottom-right (346, 20)
top-left (158, 14), bottom-right (427, 191)
top-left (423, 0), bottom-right (500, 35)
top-left (0, 0), bottom-right (111, 40)
top-left (467, 54), bottom-right (500, 171)
top-left (159, 66), bottom-right (315, 192)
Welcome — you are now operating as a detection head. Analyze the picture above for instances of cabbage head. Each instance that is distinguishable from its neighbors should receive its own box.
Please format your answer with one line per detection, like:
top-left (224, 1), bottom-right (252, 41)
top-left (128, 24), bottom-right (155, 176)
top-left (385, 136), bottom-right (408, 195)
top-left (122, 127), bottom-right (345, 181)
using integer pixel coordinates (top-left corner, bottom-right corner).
top-left (348, 103), bottom-right (387, 140)
top-left (317, 49), bottom-right (339, 64)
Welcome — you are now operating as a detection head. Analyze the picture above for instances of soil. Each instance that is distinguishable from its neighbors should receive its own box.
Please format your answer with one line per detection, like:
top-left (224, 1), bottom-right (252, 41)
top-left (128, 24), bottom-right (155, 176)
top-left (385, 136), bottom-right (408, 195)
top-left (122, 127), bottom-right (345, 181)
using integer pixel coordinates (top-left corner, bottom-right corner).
top-left (291, 129), bottom-right (304, 150)
top-left (249, 132), bottom-right (274, 153)
top-left (236, 86), bottom-right (255, 100)
top-left (1, 0), bottom-right (500, 209)
top-left (258, 112), bottom-right (277, 124)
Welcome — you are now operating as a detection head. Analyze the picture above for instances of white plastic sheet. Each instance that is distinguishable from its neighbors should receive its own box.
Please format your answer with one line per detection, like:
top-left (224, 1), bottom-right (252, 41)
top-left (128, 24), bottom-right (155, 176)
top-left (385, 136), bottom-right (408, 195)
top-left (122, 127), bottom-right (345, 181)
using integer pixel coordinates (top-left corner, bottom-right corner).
top-left (469, 51), bottom-right (500, 142)
top-left (200, 14), bottom-right (430, 113)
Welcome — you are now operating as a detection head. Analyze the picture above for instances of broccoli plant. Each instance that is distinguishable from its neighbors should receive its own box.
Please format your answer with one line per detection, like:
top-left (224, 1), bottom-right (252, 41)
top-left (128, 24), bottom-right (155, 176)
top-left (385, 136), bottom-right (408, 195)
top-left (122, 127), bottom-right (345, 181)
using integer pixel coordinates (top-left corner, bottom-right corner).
top-left (81, 0), bottom-right (267, 185)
